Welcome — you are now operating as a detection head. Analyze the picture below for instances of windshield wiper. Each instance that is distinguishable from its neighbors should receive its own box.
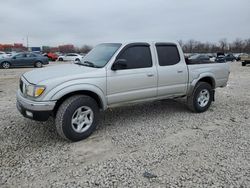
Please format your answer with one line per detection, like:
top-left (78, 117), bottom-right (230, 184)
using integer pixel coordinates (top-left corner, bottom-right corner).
top-left (75, 61), bottom-right (100, 68)
top-left (83, 61), bottom-right (97, 67)
top-left (84, 61), bottom-right (102, 68)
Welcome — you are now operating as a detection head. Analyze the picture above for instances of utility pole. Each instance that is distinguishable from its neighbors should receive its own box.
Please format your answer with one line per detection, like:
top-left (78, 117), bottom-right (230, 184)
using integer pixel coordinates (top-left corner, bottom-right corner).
top-left (26, 36), bottom-right (29, 51)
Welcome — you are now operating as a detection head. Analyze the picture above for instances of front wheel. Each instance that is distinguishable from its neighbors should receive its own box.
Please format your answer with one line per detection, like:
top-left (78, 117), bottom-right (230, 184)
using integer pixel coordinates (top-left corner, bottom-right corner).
top-left (187, 82), bottom-right (213, 113)
top-left (242, 62), bottom-right (246, 66)
top-left (55, 95), bottom-right (99, 142)
top-left (1, 62), bottom-right (10, 69)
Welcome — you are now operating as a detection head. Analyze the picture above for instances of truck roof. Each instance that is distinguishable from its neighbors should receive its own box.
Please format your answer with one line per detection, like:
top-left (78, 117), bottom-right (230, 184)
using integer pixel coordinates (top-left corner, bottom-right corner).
top-left (98, 40), bottom-right (179, 45)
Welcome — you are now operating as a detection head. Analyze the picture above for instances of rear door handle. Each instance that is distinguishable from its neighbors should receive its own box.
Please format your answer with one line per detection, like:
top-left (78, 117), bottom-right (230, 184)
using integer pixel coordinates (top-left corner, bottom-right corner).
top-left (177, 70), bottom-right (183, 73)
top-left (147, 73), bottom-right (154, 77)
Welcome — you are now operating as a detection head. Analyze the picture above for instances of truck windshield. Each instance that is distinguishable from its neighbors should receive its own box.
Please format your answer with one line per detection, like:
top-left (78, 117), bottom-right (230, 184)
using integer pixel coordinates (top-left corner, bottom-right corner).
top-left (80, 43), bottom-right (122, 68)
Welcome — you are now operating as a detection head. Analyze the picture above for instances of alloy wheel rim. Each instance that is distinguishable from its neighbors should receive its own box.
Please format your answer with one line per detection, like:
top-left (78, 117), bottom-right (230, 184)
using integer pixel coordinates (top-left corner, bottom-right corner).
top-left (3, 63), bottom-right (10, 68)
top-left (71, 106), bottom-right (94, 133)
top-left (197, 89), bottom-right (210, 107)
top-left (36, 62), bottom-right (42, 67)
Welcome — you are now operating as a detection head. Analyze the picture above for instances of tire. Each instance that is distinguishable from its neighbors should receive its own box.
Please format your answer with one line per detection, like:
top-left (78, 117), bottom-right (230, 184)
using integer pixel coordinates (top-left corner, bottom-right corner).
top-left (35, 61), bottom-right (43, 68)
top-left (55, 95), bottom-right (100, 142)
top-left (1, 62), bottom-right (11, 69)
top-left (58, 58), bottom-right (63, 61)
top-left (187, 82), bottom-right (213, 113)
top-left (75, 58), bottom-right (80, 62)
top-left (242, 62), bottom-right (246, 66)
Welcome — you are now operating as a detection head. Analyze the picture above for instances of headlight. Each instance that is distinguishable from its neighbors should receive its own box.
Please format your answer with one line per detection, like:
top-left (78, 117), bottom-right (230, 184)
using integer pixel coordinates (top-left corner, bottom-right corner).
top-left (26, 85), bottom-right (35, 96)
top-left (26, 85), bottom-right (46, 97)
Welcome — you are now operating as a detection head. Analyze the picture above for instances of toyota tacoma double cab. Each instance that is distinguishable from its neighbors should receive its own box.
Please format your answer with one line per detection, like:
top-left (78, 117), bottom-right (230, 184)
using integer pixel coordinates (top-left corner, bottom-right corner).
top-left (17, 41), bottom-right (230, 141)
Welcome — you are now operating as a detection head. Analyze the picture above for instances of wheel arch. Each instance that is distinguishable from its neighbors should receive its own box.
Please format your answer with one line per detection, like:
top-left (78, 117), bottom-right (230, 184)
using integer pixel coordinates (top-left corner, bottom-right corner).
top-left (1, 61), bottom-right (11, 65)
top-left (188, 74), bottom-right (216, 96)
top-left (47, 83), bottom-right (107, 115)
top-left (198, 76), bottom-right (215, 89)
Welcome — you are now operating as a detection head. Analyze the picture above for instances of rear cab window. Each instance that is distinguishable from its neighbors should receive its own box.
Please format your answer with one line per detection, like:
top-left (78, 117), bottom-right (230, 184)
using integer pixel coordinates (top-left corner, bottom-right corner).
top-left (155, 43), bottom-right (180, 66)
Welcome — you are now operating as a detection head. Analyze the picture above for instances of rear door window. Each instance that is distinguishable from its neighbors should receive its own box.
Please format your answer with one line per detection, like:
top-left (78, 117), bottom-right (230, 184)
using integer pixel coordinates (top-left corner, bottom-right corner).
top-left (156, 44), bottom-right (180, 66)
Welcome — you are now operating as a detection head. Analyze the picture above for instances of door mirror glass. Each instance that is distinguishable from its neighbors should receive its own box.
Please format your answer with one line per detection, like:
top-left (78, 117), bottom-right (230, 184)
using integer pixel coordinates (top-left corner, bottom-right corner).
top-left (112, 59), bottom-right (127, 70)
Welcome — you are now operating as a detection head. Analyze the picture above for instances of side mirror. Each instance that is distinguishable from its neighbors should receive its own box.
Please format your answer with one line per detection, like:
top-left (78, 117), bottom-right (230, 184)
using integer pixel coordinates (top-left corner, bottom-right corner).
top-left (111, 59), bottom-right (127, 70)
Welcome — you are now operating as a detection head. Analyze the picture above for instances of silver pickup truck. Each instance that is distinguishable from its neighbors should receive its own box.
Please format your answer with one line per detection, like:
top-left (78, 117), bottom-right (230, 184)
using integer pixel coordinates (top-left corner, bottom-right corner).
top-left (16, 42), bottom-right (230, 141)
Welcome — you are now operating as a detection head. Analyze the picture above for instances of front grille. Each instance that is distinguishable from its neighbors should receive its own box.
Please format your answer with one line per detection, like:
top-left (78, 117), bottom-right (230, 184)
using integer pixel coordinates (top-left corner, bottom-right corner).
top-left (20, 79), bottom-right (23, 93)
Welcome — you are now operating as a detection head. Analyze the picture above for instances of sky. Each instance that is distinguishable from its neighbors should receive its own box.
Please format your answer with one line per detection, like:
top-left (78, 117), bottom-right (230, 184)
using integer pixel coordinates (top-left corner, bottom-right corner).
top-left (0, 0), bottom-right (249, 47)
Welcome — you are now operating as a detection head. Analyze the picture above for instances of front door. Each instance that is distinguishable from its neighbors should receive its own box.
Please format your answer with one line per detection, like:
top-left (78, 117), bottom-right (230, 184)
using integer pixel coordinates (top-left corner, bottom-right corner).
top-left (107, 44), bottom-right (157, 105)
top-left (12, 53), bottom-right (27, 67)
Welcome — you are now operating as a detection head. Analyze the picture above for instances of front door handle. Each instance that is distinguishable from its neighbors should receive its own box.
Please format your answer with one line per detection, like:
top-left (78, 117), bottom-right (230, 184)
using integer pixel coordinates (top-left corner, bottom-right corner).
top-left (177, 70), bottom-right (183, 73)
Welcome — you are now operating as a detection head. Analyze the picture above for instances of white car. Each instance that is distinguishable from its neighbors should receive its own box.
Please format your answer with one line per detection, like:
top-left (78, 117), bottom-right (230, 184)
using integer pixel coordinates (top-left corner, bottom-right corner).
top-left (58, 53), bottom-right (83, 62)
top-left (0, 51), bottom-right (8, 59)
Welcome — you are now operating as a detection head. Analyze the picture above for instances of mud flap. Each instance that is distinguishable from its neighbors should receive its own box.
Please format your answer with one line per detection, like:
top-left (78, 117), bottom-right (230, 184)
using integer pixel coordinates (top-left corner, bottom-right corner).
top-left (211, 90), bottom-right (215, 101)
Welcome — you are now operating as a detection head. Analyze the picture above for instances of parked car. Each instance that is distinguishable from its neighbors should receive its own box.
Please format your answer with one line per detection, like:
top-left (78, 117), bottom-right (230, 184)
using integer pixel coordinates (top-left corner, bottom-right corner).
top-left (188, 54), bottom-right (211, 64)
top-left (206, 53), bottom-right (216, 62)
top-left (43, 52), bottom-right (58, 61)
top-left (17, 41), bottom-right (230, 141)
top-left (241, 54), bottom-right (250, 66)
top-left (215, 55), bottom-right (226, 63)
top-left (58, 53), bottom-right (83, 62)
top-left (236, 53), bottom-right (248, 61)
top-left (5, 52), bottom-right (17, 57)
top-left (0, 52), bottom-right (49, 69)
top-left (224, 54), bottom-right (236, 62)
top-left (0, 51), bottom-right (8, 59)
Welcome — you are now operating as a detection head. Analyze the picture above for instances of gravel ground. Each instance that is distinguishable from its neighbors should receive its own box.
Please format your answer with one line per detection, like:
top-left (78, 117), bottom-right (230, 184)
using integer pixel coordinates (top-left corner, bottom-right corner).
top-left (0, 62), bottom-right (250, 187)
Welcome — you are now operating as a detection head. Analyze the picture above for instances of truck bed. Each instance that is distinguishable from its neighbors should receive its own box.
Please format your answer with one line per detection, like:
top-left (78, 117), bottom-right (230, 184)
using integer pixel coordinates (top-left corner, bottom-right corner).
top-left (187, 62), bottom-right (230, 88)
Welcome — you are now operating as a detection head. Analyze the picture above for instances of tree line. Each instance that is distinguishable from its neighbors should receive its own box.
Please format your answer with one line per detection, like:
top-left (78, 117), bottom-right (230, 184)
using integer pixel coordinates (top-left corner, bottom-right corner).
top-left (42, 38), bottom-right (250, 54)
top-left (178, 38), bottom-right (250, 54)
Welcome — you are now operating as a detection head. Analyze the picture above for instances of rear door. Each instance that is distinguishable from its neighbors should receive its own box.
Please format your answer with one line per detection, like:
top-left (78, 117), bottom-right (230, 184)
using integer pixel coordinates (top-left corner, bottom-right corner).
top-left (107, 43), bottom-right (157, 105)
top-left (64, 54), bottom-right (71, 61)
top-left (155, 43), bottom-right (188, 97)
top-left (26, 53), bottom-right (37, 65)
top-left (71, 54), bottom-right (78, 61)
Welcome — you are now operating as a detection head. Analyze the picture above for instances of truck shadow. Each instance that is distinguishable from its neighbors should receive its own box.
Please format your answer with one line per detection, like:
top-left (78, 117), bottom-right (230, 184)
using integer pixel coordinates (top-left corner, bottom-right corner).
top-left (21, 99), bottom-right (189, 143)
top-left (99, 99), bottom-right (189, 130)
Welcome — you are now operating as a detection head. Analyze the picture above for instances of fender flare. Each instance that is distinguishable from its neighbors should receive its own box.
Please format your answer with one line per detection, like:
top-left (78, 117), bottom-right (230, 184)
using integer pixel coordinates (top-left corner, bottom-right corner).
top-left (43, 83), bottom-right (107, 110)
top-left (187, 72), bottom-right (216, 96)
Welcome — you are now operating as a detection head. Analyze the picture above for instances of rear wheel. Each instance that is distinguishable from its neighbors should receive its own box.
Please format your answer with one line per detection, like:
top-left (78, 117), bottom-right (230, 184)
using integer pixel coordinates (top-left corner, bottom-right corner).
top-left (75, 58), bottom-right (80, 62)
top-left (58, 58), bottom-right (63, 61)
top-left (1, 62), bottom-right (10, 69)
top-left (35, 61), bottom-right (43, 68)
top-left (187, 82), bottom-right (213, 113)
top-left (55, 95), bottom-right (99, 142)
top-left (242, 62), bottom-right (246, 66)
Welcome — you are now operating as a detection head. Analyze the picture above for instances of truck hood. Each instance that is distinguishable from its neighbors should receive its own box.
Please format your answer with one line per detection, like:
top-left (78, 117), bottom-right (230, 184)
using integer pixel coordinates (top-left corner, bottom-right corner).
top-left (23, 64), bottom-right (101, 84)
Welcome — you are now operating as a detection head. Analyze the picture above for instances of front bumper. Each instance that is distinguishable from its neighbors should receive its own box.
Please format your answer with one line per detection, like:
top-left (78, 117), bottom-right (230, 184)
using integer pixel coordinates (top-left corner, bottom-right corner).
top-left (16, 90), bottom-right (56, 121)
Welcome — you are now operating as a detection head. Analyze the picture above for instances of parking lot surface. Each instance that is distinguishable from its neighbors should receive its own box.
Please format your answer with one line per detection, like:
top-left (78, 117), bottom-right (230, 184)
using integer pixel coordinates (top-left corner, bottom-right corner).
top-left (0, 62), bottom-right (250, 187)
